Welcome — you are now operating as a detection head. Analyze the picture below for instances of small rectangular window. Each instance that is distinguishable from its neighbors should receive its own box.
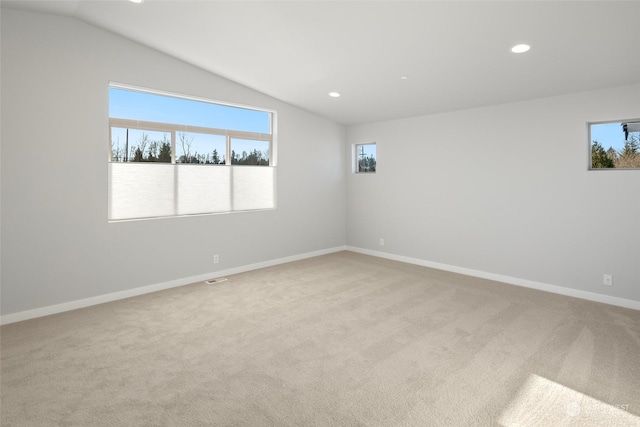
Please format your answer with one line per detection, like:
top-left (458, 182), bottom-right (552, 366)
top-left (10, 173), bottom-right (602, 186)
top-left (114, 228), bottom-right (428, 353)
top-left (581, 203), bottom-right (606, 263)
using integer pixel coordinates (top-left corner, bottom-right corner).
top-left (589, 120), bottom-right (640, 169)
top-left (354, 143), bottom-right (377, 173)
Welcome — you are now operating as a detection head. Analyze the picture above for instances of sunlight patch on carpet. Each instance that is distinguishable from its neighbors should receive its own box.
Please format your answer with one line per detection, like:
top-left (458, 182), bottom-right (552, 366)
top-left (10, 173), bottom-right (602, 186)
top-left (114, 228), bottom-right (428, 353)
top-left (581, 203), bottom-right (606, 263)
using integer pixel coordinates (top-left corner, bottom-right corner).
top-left (498, 374), bottom-right (637, 426)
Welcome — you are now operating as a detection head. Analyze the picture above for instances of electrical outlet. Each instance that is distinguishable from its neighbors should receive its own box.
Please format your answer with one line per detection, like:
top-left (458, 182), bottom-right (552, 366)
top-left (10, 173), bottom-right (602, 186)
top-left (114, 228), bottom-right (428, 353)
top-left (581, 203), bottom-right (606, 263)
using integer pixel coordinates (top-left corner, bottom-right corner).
top-left (603, 274), bottom-right (613, 286)
top-left (214, 254), bottom-right (219, 264)
top-left (379, 238), bottom-right (385, 246)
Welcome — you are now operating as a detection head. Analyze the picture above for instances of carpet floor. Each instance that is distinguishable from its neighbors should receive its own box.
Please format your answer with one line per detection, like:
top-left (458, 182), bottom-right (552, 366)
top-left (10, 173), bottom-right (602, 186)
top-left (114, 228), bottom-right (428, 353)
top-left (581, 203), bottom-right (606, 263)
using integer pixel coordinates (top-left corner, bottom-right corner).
top-left (1, 251), bottom-right (639, 426)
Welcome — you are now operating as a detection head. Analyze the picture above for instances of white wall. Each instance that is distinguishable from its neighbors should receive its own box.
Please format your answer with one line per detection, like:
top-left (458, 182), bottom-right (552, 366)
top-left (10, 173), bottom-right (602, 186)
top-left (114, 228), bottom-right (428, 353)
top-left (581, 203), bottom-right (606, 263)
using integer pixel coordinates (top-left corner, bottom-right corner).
top-left (347, 84), bottom-right (640, 303)
top-left (1, 9), bottom-right (346, 317)
top-left (2, 9), bottom-right (638, 321)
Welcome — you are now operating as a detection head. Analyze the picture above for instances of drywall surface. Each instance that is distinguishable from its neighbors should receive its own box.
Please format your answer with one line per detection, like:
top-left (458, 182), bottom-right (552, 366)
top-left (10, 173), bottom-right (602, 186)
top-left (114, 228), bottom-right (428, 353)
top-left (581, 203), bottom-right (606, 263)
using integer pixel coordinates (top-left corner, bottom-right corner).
top-left (1, 9), bottom-right (346, 316)
top-left (347, 84), bottom-right (640, 303)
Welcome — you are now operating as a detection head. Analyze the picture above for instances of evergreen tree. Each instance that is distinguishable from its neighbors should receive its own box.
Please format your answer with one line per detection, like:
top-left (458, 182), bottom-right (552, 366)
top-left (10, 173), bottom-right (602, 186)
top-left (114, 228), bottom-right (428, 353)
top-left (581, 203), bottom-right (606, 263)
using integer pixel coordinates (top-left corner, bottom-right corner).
top-left (619, 134), bottom-right (639, 157)
top-left (158, 142), bottom-right (171, 163)
top-left (358, 155), bottom-right (376, 172)
top-left (132, 147), bottom-right (144, 162)
top-left (591, 140), bottom-right (614, 168)
top-left (616, 134), bottom-right (640, 168)
top-left (212, 149), bottom-right (221, 164)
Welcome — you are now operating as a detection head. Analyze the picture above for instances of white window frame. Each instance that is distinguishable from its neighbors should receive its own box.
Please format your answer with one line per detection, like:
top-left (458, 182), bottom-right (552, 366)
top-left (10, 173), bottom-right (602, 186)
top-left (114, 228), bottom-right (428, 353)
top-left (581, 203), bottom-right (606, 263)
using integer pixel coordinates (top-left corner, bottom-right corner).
top-left (353, 142), bottom-right (377, 174)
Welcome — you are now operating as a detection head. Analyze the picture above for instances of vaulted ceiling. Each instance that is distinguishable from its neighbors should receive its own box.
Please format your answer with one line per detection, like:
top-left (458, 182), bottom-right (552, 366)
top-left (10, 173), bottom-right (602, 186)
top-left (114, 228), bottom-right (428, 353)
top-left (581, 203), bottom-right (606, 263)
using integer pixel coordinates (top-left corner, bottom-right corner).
top-left (3, 1), bottom-right (640, 125)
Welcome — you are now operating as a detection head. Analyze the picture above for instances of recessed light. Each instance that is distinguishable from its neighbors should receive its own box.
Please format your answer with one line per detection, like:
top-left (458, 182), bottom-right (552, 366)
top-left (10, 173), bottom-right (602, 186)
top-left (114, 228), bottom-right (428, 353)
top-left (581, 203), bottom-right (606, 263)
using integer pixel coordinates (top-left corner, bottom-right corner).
top-left (511, 44), bottom-right (531, 54)
top-left (400, 76), bottom-right (409, 80)
top-left (328, 92), bottom-right (341, 98)
top-left (130, 0), bottom-right (144, 3)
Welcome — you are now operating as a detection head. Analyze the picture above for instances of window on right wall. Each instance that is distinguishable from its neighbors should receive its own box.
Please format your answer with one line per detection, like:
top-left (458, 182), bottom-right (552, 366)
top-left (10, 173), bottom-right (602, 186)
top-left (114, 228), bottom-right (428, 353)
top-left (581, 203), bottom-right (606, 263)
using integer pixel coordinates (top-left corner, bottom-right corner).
top-left (354, 143), bottom-right (377, 173)
top-left (589, 120), bottom-right (640, 169)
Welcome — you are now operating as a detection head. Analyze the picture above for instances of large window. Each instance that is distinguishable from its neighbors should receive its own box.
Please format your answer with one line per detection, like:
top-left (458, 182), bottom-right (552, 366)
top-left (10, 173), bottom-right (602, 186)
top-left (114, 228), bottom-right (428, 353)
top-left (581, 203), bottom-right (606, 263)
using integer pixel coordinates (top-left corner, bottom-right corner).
top-left (589, 120), bottom-right (640, 169)
top-left (108, 84), bottom-right (276, 221)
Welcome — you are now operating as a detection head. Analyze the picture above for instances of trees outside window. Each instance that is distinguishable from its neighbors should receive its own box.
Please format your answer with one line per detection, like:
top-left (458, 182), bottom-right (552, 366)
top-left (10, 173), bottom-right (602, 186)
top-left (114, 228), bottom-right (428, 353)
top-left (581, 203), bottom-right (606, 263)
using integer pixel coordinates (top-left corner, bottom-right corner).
top-left (355, 143), bottom-right (376, 173)
top-left (590, 121), bottom-right (640, 169)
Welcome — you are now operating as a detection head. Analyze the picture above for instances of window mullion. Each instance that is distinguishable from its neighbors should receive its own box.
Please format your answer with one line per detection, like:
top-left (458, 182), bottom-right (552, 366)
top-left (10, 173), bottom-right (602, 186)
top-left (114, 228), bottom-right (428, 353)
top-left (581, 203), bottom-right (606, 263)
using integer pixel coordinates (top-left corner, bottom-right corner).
top-left (108, 126), bottom-right (113, 162)
top-left (171, 130), bottom-right (176, 163)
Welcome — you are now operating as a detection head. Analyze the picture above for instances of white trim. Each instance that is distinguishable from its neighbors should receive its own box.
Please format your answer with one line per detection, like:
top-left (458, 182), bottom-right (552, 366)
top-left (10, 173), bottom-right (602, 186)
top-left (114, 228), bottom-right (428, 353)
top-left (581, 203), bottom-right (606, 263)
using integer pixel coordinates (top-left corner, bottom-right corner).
top-left (346, 246), bottom-right (640, 311)
top-left (110, 118), bottom-right (272, 143)
top-left (5, 244), bottom-right (636, 325)
top-left (0, 246), bottom-right (347, 325)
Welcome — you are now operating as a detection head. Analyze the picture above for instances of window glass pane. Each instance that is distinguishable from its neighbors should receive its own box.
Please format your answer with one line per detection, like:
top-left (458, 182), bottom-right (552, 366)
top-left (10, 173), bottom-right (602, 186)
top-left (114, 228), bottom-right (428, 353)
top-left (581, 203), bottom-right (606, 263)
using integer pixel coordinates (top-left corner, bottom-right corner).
top-left (110, 87), bottom-right (270, 134)
top-left (590, 121), bottom-right (640, 169)
top-left (356, 143), bottom-right (376, 173)
top-left (230, 138), bottom-right (270, 165)
top-left (111, 128), bottom-right (171, 163)
top-left (176, 132), bottom-right (226, 164)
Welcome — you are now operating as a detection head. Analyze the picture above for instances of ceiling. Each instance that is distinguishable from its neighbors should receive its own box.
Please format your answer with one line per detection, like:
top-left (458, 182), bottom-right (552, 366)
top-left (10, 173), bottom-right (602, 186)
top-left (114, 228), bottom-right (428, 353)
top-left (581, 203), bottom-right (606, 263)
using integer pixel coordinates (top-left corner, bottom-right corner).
top-left (3, 0), bottom-right (640, 125)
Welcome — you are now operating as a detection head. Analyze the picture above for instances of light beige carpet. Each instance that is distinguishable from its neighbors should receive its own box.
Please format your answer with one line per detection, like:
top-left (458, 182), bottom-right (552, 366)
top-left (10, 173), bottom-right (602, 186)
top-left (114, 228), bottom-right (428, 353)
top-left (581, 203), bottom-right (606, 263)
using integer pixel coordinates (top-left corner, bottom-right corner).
top-left (1, 251), bottom-right (639, 426)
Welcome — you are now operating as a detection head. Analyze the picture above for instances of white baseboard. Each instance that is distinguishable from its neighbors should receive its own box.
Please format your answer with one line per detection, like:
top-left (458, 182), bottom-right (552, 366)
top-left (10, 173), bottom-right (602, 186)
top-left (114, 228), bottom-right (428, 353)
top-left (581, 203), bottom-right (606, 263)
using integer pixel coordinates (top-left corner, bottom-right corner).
top-left (346, 246), bottom-right (640, 311)
top-left (4, 244), bottom-right (635, 325)
top-left (0, 246), bottom-right (347, 325)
